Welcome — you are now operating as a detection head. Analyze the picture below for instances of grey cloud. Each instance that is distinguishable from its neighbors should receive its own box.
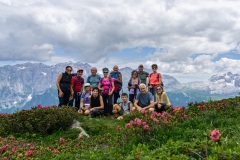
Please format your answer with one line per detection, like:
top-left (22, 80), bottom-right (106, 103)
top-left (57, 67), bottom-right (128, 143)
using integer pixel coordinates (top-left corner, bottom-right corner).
top-left (0, 0), bottom-right (240, 63)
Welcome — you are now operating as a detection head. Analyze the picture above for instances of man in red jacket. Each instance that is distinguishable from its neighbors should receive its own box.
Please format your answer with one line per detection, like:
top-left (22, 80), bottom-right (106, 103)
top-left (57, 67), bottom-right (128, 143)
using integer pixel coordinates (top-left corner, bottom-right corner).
top-left (70, 68), bottom-right (84, 109)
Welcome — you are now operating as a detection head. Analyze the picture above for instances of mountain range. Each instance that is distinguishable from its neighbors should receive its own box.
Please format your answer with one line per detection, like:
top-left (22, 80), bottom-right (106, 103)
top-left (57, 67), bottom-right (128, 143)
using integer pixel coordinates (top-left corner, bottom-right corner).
top-left (0, 62), bottom-right (239, 113)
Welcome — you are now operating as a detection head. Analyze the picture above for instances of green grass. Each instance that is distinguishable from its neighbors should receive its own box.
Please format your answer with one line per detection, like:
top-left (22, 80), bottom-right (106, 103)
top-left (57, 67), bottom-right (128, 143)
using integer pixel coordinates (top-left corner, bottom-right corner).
top-left (1, 96), bottom-right (240, 159)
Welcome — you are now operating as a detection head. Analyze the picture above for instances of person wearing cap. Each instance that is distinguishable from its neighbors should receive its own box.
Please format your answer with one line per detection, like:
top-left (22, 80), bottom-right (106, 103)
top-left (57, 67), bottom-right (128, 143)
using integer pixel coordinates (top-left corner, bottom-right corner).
top-left (86, 67), bottom-right (101, 88)
top-left (99, 67), bottom-right (115, 116)
top-left (147, 64), bottom-right (163, 101)
top-left (154, 85), bottom-right (171, 113)
top-left (79, 83), bottom-right (92, 114)
top-left (70, 68), bottom-right (84, 110)
top-left (137, 64), bottom-right (149, 85)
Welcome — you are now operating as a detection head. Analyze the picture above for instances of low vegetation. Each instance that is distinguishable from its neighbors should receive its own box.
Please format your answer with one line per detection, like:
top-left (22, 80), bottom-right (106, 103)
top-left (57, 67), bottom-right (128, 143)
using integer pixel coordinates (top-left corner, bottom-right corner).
top-left (1, 96), bottom-right (240, 159)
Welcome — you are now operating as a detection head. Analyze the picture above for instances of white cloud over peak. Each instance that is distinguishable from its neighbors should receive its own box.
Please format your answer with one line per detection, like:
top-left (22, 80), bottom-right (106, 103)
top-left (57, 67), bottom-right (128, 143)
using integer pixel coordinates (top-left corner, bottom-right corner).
top-left (0, 0), bottom-right (240, 82)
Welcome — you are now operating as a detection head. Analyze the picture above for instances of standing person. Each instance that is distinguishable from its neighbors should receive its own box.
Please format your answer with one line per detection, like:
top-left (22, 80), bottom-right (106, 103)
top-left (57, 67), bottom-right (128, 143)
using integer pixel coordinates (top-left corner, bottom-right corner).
top-left (79, 83), bottom-right (92, 114)
top-left (109, 65), bottom-right (122, 104)
top-left (99, 67), bottom-right (115, 116)
top-left (56, 66), bottom-right (73, 107)
top-left (134, 83), bottom-right (155, 111)
top-left (128, 70), bottom-right (141, 103)
top-left (84, 87), bottom-right (104, 118)
top-left (86, 67), bottom-right (101, 88)
top-left (70, 68), bottom-right (84, 110)
top-left (137, 64), bottom-right (149, 85)
top-left (147, 64), bottom-right (163, 101)
top-left (155, 85), bottom-right (171, 113)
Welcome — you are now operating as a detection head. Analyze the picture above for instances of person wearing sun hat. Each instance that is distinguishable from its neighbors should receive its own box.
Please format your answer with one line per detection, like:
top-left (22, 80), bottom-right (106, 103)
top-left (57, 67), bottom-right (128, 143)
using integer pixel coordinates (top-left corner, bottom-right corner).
top-left (78, 83), bottom-right (92, 114)
top-left (70, 68), bottom-right (84, 110)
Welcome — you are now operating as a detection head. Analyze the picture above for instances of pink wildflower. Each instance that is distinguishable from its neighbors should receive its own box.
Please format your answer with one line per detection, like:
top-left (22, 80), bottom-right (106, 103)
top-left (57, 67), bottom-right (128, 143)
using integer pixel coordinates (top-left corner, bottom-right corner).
top-left (10, 135), bottom-right (15, 140)
top-left (153, 118), bottom-right (159, 123)
top-left (29, 146), bottom-right (35, 150)
top-left (59, 137), bottom-right (65, 143)
top-left (156, 113), bottom-right (161, 117)
top-left (136, 118), bottom-right (142, 126)
top-left (143, 125), bottom-right (150, 131)
top-left (164, 119), bottom-right (169, 124)
top-left (181, 106), bottom-right (185, 110)
top-left (79, 135), bottom-right (83, 139)
top-left (210, 129), bottom-right (221, 141)
top-left (141, 109), bottom-right (147, 114)
top-left (125, 123), bottom-right (131, 129)
top-left (1, 145), bottom-right (7, 151)
top-left (169, 104), bottom-right (173, 109)
top-left (2, 158), bottom-right (7, 160)
top-left (11, 146), bottom-right (18, 153)
top-left (37, 104), bottom-right (42, 108)
top-left (23, 143), bottom-right (28, 147)
top-left (142, 122), bottom-right (147, 125)
top-left (184, 114), bottom-right (188, 118)
top-left (116, 125), bottom-right (121, 131)
top-left (25, 150), bottom-right (34, 157)
top-left (130, 120), bottom-right (135, 125)
top-left (52, 149), bottom-right (59, 153)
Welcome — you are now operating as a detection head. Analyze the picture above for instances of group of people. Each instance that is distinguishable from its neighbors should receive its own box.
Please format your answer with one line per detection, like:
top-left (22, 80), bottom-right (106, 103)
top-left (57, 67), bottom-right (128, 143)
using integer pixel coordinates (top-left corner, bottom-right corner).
top-left (56, 64), bottom-right (171, 118)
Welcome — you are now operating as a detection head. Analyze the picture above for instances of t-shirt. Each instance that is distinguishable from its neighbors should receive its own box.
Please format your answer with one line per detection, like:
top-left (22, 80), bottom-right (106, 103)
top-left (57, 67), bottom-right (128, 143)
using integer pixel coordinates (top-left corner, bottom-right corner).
top-left (71, 76), bottom-right (84, 92)
top-left (156, 92), bottom-right (171, 106)
top-left (148, 73), bottom-right (161, 88)
top-left (100, 78), bottom-right (113, 94)
top-left (81, 92), bottom-right (91, 105)
top-left (137, 71), bottom-right (149, 85)
top-left (120, 101), bottom-right (131, 114)
top-left (87, 74), bottom-right (101, 88)
top-left (136, 92), bottom-right (154, 108)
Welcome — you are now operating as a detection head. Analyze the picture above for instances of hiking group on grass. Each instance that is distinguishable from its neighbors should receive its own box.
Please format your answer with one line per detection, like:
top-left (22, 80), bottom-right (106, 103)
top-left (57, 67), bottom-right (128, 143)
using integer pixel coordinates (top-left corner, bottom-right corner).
top-left (56, 64), bottom-right (171, 118)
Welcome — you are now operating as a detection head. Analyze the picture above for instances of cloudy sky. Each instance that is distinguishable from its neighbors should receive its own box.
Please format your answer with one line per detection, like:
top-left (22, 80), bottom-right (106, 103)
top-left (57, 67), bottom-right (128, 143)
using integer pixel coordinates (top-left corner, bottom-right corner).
top-left (0, 0), bottom-right (240, 82)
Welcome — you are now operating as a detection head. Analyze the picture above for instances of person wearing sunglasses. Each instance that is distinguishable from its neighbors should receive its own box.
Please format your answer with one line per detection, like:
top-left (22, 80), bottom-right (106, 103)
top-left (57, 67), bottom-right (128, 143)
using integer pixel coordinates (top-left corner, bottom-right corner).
top-left (134, 83), bottom-right (154, 111)
top-left (147, 64), bottom-right (163, 101)
top-left (98, 67), bottom-right (115, 116)
top-left (155, 86), bottom-right (171, 113)
top-left (56, 66), bottom-right (73, 107)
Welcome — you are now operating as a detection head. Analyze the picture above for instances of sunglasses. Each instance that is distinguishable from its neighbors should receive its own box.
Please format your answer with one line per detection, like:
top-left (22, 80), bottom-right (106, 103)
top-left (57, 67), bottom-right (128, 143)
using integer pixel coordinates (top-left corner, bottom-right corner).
top-left (103, 72), bottom-right (108, 73)
top-left (77, 71), bottom-right (83, 73)
top-left (157, 88), bottom-right (162, 90)
top-left (67, 69), bottom-right (72, 72)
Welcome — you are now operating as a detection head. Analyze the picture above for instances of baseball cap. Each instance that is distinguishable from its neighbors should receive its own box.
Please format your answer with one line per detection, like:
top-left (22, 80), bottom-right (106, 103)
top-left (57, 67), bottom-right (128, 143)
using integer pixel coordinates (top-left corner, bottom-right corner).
top-left (77, 68), bottom-right (83, 72)
top-left (84, 83), bottom-right (91, 87)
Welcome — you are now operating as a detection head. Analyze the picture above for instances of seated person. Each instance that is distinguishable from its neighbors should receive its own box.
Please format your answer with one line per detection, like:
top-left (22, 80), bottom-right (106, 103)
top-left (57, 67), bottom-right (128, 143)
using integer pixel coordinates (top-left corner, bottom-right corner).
top-left (155, 86), bottom-right (171, 113)
top-left (134, 83), bottom-right (155, 111)
top-left (112, 93), bottom-right (133, 120)
top-left (84, 87), bottom-right (104, 118)
top-left (78, 83), bottom-right (92, 114)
